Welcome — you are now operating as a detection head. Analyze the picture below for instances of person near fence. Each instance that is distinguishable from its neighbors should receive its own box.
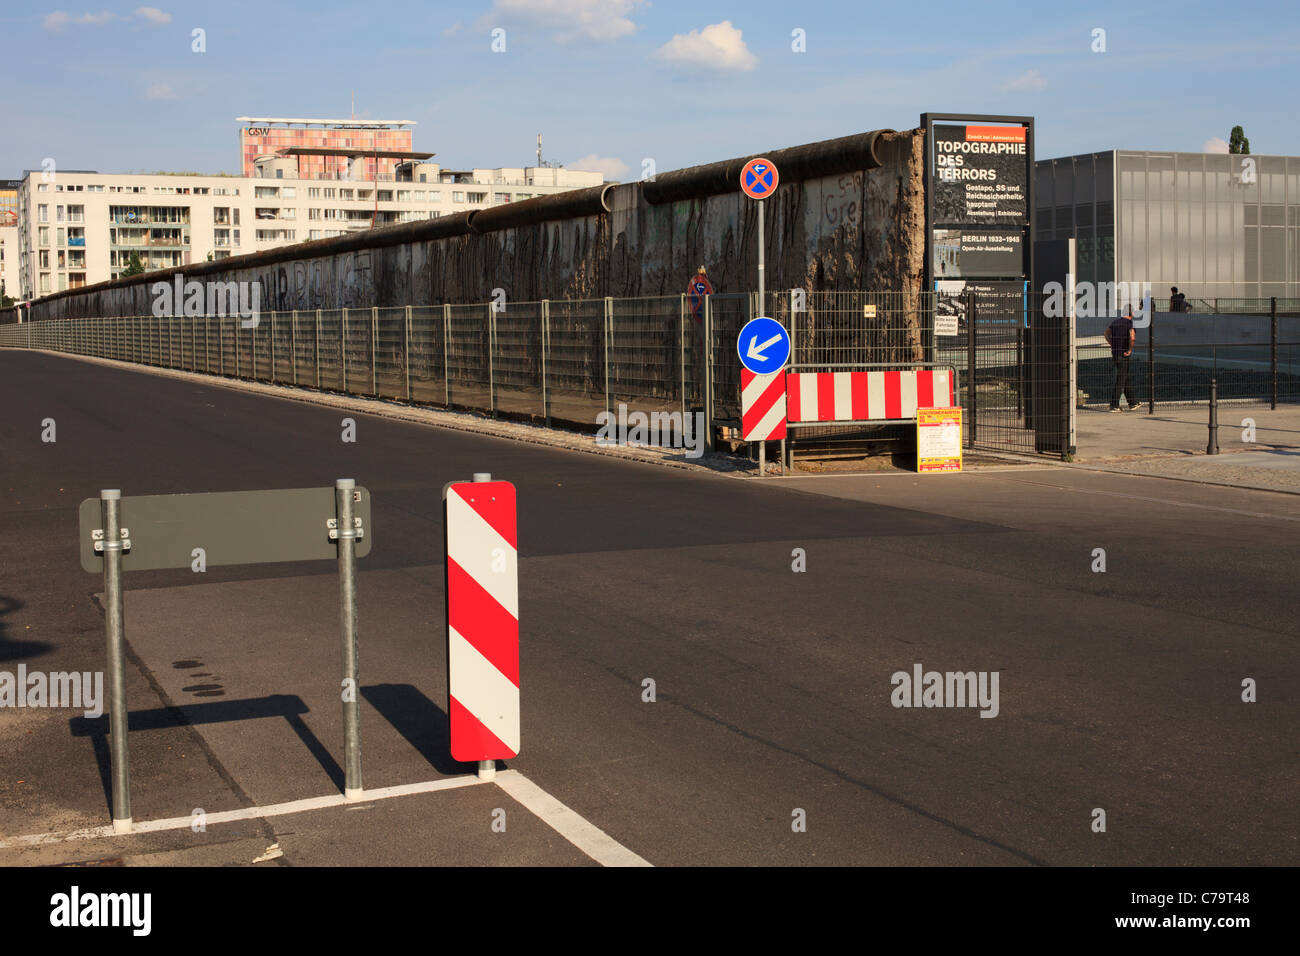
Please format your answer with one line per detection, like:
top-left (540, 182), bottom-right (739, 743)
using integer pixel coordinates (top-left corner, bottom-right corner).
top-left (1170, 287), bottom-right (1190, 312)
top-left (1104, 307), bottom-right (1138, 411)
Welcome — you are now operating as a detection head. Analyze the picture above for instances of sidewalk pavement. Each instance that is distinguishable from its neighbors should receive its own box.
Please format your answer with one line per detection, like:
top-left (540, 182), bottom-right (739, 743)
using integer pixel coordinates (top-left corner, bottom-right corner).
top-left (1069, 403), bottom-right (1300, 494)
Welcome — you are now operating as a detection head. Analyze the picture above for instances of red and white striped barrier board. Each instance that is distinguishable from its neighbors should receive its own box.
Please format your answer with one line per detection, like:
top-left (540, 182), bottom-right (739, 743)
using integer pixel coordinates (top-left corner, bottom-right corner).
top-left (741, 368), bottom-right (788, 441)
top-left (785, 369), bottom-right (954, 423)
top-left (444, 480), bottom-right (519, 762)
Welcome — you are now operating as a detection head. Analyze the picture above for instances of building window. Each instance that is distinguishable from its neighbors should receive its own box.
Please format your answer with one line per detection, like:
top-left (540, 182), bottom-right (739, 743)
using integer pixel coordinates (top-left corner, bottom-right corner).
top-left (38, 227), bottom-right (49, 245)
top-left (281, 186), bottom-right (296, 198)
top-left (38, 204), bottom-right (48, 223)
top-left (309, 208), bottom-right (322, 219)
top-left (37, 183), bottom-right (48, 192)
top-left (308, 187), bottom-right (321, 198)
top-left (467, 192), bottom-right (486, 204)
top-left (340, 189), bottom-right (353, 200)
top-left (378, 190), bottom-right (393, 202)
top-left (397, 190), bottom-right (410, 201)
top-left (452, 191), bottom-right (465, 202)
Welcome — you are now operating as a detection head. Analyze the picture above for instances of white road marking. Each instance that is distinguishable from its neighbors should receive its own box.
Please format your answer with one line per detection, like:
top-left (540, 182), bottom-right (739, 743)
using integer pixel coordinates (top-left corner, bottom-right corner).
top-left (494, 770), bottom-right (652, 867)
top-left (0, 775), bottom-right (489, 849)
top-left (0, 771), bottom-right (652, 867)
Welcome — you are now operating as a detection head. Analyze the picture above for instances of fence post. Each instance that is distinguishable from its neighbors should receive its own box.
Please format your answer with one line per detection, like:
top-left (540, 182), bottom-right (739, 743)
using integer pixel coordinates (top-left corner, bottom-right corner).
top-left (1147, 308), bottom-right (1155, 414)
top-left (443, 303), bottom-right (451, 407)
top-left (270, 311), bottom-right (277, 384)
top-left (404, 305), bottom-right (412, 401)
top-left (1271, 296), bottom-right (1278, 410)
top-left (291, 311), bottom-right (298, 385)
top-left (487, 301), bottom-right (497, 418)
top-left (703, 295), bottom-right (714, 453)
top-left (99, 488), bottom-right (132, 833)
top-left (370, 306), bottom-right (379, 396)
top-left (603, 296), bottom-right (613, 423)
top-left (1207, 379), bottom-right (1219, 454)
top-left (315, 309), bottom-right (321, 388)
top-left (542, 299), bottom-right (551, 428)
top-left (1061, 296), bottom-right (1071, 461)
top-left (966, 292), bottom-right (977, 446)
top-left (342, 307), bottom-right (349, 393)
top-left (235, 312), bottom-right (241, 378)
top-left (679, 293), bottom-right (687, 428)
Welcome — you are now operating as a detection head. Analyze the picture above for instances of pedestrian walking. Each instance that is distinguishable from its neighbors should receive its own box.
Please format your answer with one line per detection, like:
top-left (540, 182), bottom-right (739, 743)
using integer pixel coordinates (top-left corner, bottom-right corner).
top-left (1104, 307), bottom-right (1139, 411)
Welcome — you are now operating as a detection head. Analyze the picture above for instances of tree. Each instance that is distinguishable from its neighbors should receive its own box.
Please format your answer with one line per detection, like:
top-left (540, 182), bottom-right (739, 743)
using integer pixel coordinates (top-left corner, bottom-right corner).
top-left (119, 251), bottom-right (145, 277)
top-left (0, 280), bottom-right (13, 309)
top-left (1229, 126), bottom-right (1250, 155)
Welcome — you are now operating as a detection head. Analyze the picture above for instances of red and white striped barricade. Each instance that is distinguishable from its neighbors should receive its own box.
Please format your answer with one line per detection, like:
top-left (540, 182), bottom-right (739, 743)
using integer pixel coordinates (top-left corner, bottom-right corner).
top-left (443, 477), bottom-right (519, 767)
top-left (784, 366), bottom-right (956, 425)
top-left (741, 368), bottom-right (788, 441)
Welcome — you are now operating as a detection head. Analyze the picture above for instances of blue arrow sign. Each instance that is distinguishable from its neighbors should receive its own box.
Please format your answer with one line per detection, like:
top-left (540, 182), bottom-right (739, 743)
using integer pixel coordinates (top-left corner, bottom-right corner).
top-left (737, 316), bottom-right (791, 374)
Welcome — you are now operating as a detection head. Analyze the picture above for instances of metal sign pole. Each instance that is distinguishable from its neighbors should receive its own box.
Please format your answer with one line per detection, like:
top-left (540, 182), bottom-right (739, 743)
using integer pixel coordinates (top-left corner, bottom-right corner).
top-left (100, 489), bottom-right (133, 833)
top-left (757, 203), bottom-right (766, 478)
top-left (334, 478), bottom-right (363, 799)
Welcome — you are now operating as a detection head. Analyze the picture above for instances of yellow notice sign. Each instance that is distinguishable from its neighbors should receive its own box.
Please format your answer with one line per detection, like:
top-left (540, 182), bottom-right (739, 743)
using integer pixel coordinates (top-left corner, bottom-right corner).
top-left (917, 407), bottom-right (963, 473)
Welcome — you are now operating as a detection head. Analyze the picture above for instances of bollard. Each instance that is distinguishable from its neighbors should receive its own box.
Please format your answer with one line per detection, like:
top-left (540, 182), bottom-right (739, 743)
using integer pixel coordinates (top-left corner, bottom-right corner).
top-left (100, 489), bottom-right (133, 833)
top-left (335, 478), bottom-right (363, 799)
top-left (1207, 379), bottom-right (1219, 455)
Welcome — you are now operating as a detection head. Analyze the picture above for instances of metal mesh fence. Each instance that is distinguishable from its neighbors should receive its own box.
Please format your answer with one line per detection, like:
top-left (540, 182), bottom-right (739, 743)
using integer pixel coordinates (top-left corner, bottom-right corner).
top-left (609, 296), bottom-right (686, 418)
top-left (19, 290), bottom-right (1241, 459)
top-left (1078, 311), bottom-right (1300, 408)
top-left (491, 301), bottom-right (542, 419)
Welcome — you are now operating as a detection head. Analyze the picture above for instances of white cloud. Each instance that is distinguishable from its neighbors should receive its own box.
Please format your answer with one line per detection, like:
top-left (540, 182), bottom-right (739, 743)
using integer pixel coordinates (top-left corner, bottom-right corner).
top-left (145, 82), bottom-right (178, 100)
top-left (484, 0), bottom-right (643, 43)
top-left (655, 21), bottom-right (757, 71)
top-left (442, 22), bottom-right (462, 37)
top-left (75, 11), bottom-right (118, 25)
top-left (1000, 69), bottom-right (1047, 93)
top-left (1203, 136), bottom-right (1230, 154)
top-left (568, 154), bottom-right (629, 179)
top-left (135, 7), bottom-right (172, 25)
top-left (42, 11), bottom-right (71, 31)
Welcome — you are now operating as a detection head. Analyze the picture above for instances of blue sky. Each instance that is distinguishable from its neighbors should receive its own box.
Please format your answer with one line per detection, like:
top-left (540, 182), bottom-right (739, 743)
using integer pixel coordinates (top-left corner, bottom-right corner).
top-left (2, 0), bottom-right (1297, 179)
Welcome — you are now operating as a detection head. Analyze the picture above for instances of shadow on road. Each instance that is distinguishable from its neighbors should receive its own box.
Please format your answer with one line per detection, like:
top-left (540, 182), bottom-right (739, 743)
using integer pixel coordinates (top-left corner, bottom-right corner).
top-left (0, 594), bottom-right (53, 662)
top-left (362, 683), bottom-right (473, 776)
top-left (67, 693), bottom-right (334, 814)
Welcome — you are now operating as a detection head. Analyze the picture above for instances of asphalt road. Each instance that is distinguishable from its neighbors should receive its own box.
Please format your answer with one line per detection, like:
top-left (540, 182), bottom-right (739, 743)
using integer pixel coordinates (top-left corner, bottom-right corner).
top-left (1, 349), bottom-right (1296, 866)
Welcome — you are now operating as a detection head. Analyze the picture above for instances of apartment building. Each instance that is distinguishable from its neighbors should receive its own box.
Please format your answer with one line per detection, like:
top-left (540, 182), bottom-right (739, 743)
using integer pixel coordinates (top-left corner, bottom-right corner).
top-left (12, 160), bottom-right (604, 301)
top-left (0, 225), bottom-right (17, 302)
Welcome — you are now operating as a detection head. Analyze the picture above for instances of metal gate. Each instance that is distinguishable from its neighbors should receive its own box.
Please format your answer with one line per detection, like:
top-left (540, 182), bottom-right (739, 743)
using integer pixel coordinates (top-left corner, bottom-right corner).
top-left (951, 289), bottom-right (1071, 458)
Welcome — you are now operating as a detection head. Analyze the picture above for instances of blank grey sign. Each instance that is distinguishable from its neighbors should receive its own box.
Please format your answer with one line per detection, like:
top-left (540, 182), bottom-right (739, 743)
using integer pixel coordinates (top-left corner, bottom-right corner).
top-left (79, 486), bottom-right (372, 573)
